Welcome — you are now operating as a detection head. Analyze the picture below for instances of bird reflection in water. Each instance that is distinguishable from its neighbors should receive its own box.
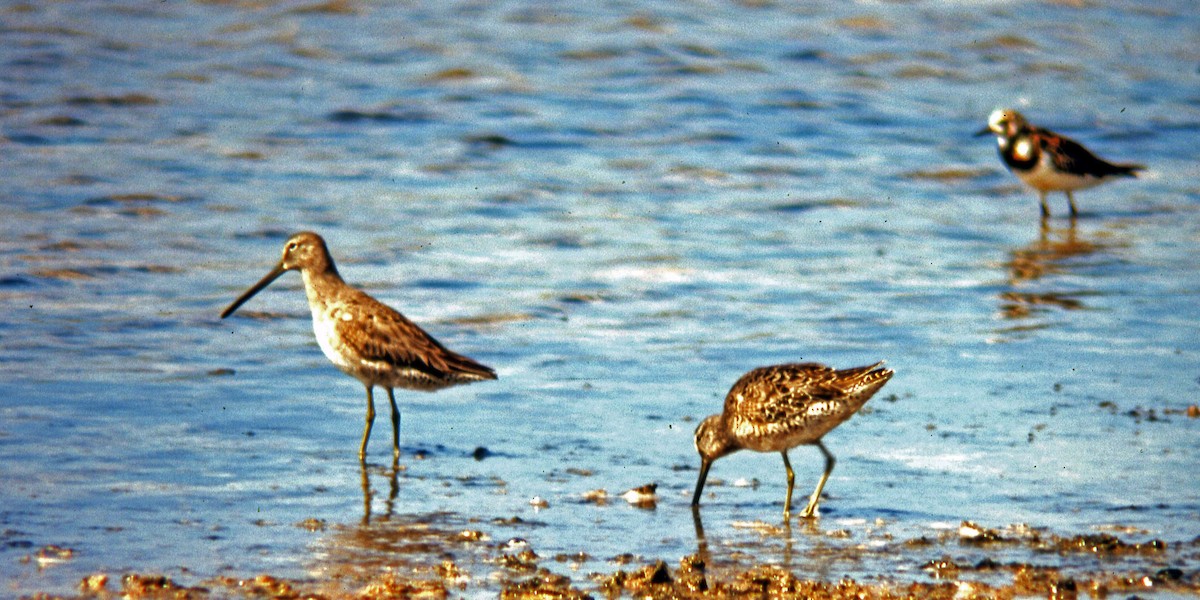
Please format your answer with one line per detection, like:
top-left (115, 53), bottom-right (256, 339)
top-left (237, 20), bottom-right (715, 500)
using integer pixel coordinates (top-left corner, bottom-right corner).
top-left (310, 506), bottom-right (492, 587)
top-left (691, 502), bottom-right (839, 586)
top-left (360, 462), bottom-right (400, 525)
top-left (998, 219), bottom-right (1107, 320)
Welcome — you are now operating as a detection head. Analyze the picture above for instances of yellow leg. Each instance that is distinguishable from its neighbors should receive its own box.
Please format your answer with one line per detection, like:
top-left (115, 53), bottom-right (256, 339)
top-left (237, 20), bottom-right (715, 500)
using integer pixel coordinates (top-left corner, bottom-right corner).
top-left (360, 461), bottom-right (372, 524)
top-left (800, 441), bottom-right (836, 518)
top-left (1039, 191), bottom-right (1050, 219)
top-left (781, 451), bottom-right (795, 520)
top-left (386, 387), bottom-right (401, 461)
top-left (359, 385), bottom-right (375, 461)
top-left (1066, 191), bottom-right (1078, 219)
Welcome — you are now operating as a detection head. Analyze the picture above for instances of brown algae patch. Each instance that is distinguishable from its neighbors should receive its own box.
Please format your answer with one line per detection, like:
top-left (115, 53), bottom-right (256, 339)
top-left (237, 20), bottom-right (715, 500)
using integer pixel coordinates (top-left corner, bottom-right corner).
top-left (836, 15), bottom-right (892, 32)
top-left (287, 0), bottom-right (358, 15)
top-left (972, 34), bottom-right (1040, 51)
top-left (445, 312), bottom-right (537, 327)
top-left (423, 67), bottom-right (477, 82)
top-left (31, 268), bottom-right (96, 281)
top-left (86, 193), bottom-right (189, 204)
top-left (900, 167), bottom-right (994, 181)
top-left (64, 93), bottom-right (159, 106)
top-left (60, 556), bottom-right (1199, 600)
top-left (31, 518), bottom-right (1200, 598)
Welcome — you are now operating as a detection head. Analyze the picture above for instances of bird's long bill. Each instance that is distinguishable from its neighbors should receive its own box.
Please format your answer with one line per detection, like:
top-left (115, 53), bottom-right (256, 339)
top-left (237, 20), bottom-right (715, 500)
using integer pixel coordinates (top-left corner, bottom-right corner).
top-left (973, 126), bottom-right (992, 137)
top-left (220, 263), bottom-right (287, 319)
top-left (692, 458), bottom-right (712, 506)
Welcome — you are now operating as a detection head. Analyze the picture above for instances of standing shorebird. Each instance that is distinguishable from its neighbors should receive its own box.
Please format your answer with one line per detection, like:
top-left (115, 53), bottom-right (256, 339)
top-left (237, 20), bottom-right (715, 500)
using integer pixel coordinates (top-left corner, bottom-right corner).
top-left (976, 108), bottom-right (1144, 219)
top-left (692, 362), bottom-right (893, 519)
top-left (220, 231), bottom-right (497, 462)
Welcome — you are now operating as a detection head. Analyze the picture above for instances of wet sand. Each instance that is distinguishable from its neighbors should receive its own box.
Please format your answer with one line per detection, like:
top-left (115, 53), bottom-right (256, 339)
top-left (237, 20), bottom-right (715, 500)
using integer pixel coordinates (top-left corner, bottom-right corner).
top-left (25, 509), bottom-right (1200, 599)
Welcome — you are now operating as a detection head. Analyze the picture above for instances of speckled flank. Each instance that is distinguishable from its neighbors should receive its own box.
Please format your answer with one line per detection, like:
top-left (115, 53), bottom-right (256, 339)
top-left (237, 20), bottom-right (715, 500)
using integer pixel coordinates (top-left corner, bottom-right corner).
top-left (221, 231), bottom-right (496, 461)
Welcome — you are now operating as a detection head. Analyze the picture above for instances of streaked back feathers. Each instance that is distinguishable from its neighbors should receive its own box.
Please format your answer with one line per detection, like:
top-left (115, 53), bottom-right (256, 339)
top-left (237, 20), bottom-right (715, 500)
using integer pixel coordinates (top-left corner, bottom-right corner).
top-left (695, 362), bottom-right (893, 459)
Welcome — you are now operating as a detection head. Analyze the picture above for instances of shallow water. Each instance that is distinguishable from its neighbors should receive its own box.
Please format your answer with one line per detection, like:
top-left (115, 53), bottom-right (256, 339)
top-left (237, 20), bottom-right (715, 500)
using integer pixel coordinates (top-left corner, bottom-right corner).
top-left (2, 0), bottom-right (1199, 596)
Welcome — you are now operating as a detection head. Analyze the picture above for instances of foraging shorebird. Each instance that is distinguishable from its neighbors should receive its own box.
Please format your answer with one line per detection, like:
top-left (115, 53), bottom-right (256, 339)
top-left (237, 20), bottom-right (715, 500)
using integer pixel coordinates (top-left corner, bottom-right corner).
top-left (220, 231), bottom-right (497, 462)
top-left (977, 109), bottom-right (1144, 219)
top-left (692, 362), bottom-right (893, 519)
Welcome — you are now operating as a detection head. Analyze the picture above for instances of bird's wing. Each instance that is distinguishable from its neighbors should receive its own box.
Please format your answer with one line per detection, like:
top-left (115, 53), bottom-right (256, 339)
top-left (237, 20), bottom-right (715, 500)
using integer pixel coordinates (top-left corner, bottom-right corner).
top-left (1034, 127), bottom-right (1136, 177)
top-left (725, 362), bottom-right (889, 427)
top-left (334, 291), bottom-right (495, 381)
top-left (725, 364), bottom-right (835, 422)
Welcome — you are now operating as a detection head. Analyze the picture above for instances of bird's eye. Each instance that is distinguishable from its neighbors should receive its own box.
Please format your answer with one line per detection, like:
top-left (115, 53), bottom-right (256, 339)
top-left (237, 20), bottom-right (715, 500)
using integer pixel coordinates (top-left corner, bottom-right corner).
top-left (287, 243), bottom-right (297, 251)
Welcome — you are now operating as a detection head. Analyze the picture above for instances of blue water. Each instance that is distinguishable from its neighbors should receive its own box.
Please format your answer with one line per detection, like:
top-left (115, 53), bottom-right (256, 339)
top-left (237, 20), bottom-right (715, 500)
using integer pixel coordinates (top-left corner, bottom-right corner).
top-left (2, 0), bottom-right (1199, 596)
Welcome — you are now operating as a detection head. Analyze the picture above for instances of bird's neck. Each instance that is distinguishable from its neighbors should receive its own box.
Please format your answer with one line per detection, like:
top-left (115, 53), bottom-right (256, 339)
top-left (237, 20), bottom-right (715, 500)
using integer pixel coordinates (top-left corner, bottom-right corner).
top-left (300, 266), bottom-right (345, 310)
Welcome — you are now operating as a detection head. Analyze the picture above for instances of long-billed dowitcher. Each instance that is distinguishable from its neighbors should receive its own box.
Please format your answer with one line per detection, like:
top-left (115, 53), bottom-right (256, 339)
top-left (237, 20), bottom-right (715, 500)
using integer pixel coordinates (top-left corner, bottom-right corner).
top-left (692, 362), bottom-right (893, 519)
top-left (976, 108), bottom-right (1144, 219)
top-left (220, 231), bottom-right (497, 461)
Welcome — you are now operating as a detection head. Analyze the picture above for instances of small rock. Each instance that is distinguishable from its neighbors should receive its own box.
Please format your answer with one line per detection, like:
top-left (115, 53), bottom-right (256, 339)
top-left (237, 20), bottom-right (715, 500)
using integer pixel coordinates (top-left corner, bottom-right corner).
top-left (581, 489), bottom-right (609, 505)
top-left (80, 573), bottom-right (108, 592)
top-left (622, 483), bottom-right (657, 507)
top-left (958, 521), bottom-right (1005, 543)
top-left (295, 518), bottom-right (327, 532)
top-left (34, 545), bottom-right (74, 566)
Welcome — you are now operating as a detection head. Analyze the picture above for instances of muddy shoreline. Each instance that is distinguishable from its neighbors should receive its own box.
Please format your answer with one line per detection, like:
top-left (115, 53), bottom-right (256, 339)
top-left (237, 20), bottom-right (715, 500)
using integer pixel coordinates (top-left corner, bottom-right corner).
top-left (24, 513), bottom-right (1200, 599)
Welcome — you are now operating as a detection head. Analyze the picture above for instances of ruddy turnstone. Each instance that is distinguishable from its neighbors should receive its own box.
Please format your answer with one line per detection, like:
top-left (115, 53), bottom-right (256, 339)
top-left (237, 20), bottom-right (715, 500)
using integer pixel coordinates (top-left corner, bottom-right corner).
top-left (977, 108), bottom-right (1144, 218)
top-left (691, 362), bottom-right (893, 519)
top-left (220, 231), bottom-right (497, 462)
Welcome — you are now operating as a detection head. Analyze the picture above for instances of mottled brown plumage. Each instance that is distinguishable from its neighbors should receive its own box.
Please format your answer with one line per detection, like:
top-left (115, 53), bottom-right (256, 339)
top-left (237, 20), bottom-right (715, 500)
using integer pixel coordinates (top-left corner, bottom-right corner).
top-left (692, 362), bottom-right (893, 519)
top-left (220, 231), bottom-right (496, 461)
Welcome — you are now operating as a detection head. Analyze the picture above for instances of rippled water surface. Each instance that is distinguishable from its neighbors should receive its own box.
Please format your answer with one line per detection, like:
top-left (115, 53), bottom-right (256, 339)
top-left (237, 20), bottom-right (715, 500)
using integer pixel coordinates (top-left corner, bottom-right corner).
top-left (2, 0), bottom-right (1199, 596)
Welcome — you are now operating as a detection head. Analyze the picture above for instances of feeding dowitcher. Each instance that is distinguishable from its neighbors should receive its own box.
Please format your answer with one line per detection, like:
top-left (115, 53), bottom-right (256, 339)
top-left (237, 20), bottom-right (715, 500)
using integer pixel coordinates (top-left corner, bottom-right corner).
top-left (976, 108), bottom-right (1144, 219)
top-left (692, 362), bottom-right (893, 519)
top-left (220, 231), bottom-right (497, 461)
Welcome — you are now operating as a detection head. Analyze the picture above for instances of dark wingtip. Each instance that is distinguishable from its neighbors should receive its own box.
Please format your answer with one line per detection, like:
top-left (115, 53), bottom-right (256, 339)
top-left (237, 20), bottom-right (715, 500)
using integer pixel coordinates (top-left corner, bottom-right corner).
top-left (873, 361), bottom-right (896, 380)
top-left (452, 362), bottom-right (499, 384)
top-left (868, 362), bottom-right (895, 389)
top-left (842, 361), bottom-right (893, 382)
top-left (461, 359), bottom-right (499, 381)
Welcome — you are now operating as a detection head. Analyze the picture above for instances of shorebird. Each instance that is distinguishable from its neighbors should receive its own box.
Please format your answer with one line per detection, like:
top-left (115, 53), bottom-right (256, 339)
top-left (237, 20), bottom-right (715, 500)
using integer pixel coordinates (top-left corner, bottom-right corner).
top-left (692, 362), bottom-right (893, 519)
top-left (220, 231), bottom-right (497, 461)
top-left (976, 108), bottom-right (1144, 218)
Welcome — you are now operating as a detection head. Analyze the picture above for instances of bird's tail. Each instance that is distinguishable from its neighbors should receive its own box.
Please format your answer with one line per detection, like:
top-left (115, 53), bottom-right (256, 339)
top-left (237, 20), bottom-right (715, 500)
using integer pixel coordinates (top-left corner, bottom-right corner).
top-left (1110, 162), bottom-right (1145, 178)
top-left (836, 362), bottom-right (894, 398)
top-left (447, 354), bottom-right (498, 382)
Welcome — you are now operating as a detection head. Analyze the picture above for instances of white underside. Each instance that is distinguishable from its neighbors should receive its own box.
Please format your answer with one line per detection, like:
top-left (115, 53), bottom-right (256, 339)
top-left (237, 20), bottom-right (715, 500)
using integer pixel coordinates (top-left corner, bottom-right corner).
top-left (311, 308), bottom-right (355, 373)
top-left (1016, 153), bottom-right (1107, 194)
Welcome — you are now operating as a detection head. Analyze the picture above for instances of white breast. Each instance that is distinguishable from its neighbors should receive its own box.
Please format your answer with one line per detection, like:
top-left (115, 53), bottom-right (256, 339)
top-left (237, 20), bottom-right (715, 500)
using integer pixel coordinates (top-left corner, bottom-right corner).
top-left (310, 306), bottom-right (358, 376)
top-left (1016, 152), bottom-right (1104, 193)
